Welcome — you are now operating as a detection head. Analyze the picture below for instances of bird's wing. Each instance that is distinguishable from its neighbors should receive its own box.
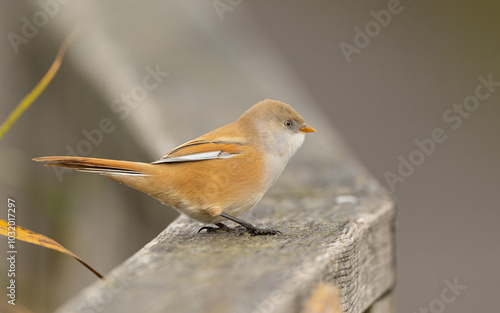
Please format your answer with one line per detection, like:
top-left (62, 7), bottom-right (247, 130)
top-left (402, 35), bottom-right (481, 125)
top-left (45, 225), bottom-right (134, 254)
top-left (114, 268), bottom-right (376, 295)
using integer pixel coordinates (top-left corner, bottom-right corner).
top-left (151, 139), bottom-right (244, 164)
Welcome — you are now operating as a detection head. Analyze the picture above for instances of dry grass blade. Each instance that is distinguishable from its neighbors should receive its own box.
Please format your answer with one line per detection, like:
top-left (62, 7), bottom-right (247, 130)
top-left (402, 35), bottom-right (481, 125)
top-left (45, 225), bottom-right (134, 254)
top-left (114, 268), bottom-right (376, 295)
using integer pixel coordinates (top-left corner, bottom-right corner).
top-left (0, 219), bottom-right (104, 279)
top-left (0, 24), bottom-right (80, 140)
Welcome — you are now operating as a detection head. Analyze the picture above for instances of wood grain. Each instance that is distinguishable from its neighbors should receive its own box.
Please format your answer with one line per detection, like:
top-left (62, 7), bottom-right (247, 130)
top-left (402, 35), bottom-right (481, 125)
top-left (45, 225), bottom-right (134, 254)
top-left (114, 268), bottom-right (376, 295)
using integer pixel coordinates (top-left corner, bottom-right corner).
top-left (56, 161), bottom-right (396, 313)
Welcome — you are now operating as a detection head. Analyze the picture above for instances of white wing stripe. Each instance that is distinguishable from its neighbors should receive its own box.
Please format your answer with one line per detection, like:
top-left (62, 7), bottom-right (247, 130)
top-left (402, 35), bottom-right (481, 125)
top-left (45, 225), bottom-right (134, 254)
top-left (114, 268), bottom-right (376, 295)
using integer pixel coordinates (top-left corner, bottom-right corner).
top-left (75, 169), bottom-right (146, 176)
top-left (151, 151), bottom-right (237, 164)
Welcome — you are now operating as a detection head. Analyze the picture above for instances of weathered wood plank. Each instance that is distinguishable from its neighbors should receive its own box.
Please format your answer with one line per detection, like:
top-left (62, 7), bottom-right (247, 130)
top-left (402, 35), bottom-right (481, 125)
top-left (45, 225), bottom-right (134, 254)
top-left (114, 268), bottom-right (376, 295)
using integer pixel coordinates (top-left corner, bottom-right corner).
top-left (366, 291), bottom-right (396, 313)
top-left (301, 283), bottom-right (343, 313)
top-left (56, 161), bottom-right (396, 313)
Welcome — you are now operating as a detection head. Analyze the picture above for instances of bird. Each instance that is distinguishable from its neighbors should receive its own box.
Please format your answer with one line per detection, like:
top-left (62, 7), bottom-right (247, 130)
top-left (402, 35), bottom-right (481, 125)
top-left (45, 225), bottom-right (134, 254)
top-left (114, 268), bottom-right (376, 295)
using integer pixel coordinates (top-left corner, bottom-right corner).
top-left (33, 99), bottom-right (316, 235)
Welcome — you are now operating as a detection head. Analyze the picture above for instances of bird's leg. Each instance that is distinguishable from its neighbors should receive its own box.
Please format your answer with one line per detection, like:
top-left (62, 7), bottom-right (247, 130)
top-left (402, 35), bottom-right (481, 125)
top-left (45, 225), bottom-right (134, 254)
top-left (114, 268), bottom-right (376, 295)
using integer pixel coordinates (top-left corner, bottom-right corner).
top-left (219, 213), bottom-right (281, 236)
top-left (198, 222), bottom-right (244, 234)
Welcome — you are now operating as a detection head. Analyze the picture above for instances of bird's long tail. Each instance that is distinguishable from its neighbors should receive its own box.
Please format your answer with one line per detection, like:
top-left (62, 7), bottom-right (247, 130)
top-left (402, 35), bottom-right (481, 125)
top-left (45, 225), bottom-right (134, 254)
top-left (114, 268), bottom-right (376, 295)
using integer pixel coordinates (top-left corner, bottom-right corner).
top-left (33, 156), bottom-right (157, 194)
top-left (33, 156), bottom-right (150, 175)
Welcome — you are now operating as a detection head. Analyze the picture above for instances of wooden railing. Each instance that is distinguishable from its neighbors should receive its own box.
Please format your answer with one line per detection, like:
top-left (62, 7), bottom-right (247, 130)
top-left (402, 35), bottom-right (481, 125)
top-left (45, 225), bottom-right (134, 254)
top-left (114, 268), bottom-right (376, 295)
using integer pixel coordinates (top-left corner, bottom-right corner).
top-left (56, 159), bottom-right (396, 313)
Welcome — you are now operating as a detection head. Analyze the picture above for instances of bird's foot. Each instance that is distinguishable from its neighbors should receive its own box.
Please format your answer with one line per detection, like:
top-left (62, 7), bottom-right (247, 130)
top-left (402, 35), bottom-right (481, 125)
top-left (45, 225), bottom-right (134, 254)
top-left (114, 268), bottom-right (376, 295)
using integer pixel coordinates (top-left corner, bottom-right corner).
top-left (198, 223), bottom-right (245, 234)
top-left (198, 222), bottom-right (280, 236)
top-left (244, 226), bottom-right (281, 236)
top-left (218, 212), bottom-right (281, 236)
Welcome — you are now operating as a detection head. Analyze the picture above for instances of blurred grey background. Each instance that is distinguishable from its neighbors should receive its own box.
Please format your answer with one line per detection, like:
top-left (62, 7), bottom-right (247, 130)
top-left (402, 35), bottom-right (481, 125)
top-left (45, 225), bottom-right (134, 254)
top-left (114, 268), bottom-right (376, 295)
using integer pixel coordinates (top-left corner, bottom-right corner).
top-left (1, 1), bottom-right (499, 312)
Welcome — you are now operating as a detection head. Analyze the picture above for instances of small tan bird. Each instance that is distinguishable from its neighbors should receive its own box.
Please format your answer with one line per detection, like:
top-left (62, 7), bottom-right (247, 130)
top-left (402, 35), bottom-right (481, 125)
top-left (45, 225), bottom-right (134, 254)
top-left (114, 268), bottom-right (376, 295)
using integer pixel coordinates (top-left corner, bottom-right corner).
top-left (34, 99), bottom-right (316, 235)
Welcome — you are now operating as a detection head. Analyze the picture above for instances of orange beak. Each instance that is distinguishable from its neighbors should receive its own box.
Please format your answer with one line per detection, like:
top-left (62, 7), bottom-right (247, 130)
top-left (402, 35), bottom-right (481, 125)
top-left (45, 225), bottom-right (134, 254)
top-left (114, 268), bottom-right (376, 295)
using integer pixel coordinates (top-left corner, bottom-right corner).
top-left (299, 123), bottom-right (317, 133)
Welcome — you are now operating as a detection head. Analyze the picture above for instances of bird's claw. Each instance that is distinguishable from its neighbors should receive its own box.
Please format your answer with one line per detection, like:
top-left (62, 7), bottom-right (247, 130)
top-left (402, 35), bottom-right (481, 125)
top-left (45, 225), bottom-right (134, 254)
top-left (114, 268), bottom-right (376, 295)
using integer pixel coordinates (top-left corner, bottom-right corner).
top-left (198, 224), bottom-right (280, 236)
top-left (198, 226), bottom-right (218, 234)
top-left (198, 224), bottom-right (245, 234)
top-left (247, 227), bottom-right (281, 236)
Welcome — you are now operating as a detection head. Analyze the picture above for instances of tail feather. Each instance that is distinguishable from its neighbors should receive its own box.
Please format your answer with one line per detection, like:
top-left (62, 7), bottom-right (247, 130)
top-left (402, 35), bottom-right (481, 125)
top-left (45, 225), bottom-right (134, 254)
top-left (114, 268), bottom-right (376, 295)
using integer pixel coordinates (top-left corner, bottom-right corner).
top-left (33, 156), bottom-right (165, 197)
top-left (33, 156), bottom-right (149, 176)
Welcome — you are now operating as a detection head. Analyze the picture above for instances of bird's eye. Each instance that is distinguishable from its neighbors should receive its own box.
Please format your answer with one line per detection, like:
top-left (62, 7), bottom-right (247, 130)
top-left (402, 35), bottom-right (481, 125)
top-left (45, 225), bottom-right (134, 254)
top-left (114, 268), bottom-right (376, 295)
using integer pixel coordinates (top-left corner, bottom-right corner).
top-left (284, 120), bottom-right (292, 127)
